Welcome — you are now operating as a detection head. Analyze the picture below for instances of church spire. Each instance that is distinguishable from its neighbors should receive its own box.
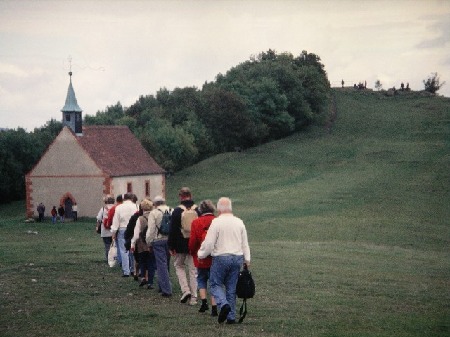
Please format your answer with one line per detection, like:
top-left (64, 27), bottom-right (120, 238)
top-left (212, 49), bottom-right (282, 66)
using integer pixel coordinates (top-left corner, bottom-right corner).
top-left (61, 71), bottom-right (82, 113)
top-left (61, 60), bottom-right (83, 134)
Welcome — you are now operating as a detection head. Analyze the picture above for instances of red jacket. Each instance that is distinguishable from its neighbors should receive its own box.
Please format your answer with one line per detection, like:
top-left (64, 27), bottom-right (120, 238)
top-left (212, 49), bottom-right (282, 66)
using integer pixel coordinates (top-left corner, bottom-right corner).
top-left (188, 214), bottom-right (215, 268)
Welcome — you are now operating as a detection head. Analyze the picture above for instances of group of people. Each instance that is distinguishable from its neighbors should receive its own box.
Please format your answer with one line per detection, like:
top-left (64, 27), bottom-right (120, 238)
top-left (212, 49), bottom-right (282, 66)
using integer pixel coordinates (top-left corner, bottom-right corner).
top-left (96, 187), bottom-right (251, 324)
top-left (36, 202), bottom-right (78, 223)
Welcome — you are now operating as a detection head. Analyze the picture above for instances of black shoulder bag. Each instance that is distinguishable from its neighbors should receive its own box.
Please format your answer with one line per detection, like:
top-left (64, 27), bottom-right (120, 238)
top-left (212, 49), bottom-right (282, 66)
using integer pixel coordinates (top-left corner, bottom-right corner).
top-left (236, 264), bottom-right (255, 323)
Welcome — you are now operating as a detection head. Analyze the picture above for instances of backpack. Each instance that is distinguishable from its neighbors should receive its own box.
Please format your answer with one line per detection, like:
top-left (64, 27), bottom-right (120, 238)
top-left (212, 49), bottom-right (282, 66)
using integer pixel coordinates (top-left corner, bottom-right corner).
top-left (236, 265), bottom-right (255, 323)
top-left (157, 208), bottom-right (172, 235)
top-left (124, 212), bottom-right (140, 251)
top-left (179, 204), bottom-right (198, 238)
top-left (136, 215), bottom-right (150, 253)
top-left (103, 205), bottom-right (114, 229)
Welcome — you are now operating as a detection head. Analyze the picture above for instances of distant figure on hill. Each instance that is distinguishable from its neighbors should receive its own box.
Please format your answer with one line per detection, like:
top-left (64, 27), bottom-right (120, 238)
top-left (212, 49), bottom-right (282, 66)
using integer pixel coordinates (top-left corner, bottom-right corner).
top-left (401, 82), bottom-right (405, 91)
top-left (341, 79), bottom-right (344, 88)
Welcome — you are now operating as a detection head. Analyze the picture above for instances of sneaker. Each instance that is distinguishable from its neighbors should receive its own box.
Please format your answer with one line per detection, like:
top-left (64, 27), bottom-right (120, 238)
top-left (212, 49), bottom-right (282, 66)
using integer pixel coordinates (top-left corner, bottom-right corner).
top-left (218, 304), bottom-right (231, 324)
top-left (180, 292), bottom-right (191, 303)
top-left (189, 297), bottom-right (198, 306)
top-left (199, 302), bottom-right (209, 313)
top-left (147, 284), bottom-right (154, 290)
top-left (226, 319), bottom-right (236, 324)
top-left (139, 279), bottom-right (146, 287)
top-left (161, 293), bottom-right (172, 298)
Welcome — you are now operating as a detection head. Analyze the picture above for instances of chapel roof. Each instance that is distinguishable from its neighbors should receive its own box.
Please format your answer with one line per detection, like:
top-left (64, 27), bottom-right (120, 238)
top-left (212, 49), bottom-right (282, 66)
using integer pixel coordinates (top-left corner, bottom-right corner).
top-left (61, 72), bottom-right (82, 113)
top-left (76, 125), bottom-right (165, 176)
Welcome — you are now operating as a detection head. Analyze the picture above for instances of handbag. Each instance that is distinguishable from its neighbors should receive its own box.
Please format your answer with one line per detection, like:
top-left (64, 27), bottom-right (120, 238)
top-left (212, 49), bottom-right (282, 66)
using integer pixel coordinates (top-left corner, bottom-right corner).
top-left (108, 240), bottom-right (118, 268)
top-left (236, 264), bottom-right (255, 323)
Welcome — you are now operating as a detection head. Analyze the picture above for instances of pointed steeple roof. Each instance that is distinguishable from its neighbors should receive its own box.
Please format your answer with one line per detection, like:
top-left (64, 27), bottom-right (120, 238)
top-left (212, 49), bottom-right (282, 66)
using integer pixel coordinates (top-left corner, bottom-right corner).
top-left (61, 72), bottom-right (82, 112)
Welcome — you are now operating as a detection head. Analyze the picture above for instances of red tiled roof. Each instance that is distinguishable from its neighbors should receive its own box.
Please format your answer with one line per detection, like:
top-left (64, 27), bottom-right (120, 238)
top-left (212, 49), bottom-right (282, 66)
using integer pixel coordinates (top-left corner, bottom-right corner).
top-left (77, 125), bottom-right (165, 176)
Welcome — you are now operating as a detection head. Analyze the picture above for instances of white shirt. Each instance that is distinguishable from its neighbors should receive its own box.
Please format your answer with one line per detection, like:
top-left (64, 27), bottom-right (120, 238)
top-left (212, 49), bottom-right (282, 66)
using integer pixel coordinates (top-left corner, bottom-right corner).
top-left (111, 200), bottom-right (138, 233)
top-left (96, 204), bottom-right (113, 237)
top-left (198, 213), bottom-right (250, 264)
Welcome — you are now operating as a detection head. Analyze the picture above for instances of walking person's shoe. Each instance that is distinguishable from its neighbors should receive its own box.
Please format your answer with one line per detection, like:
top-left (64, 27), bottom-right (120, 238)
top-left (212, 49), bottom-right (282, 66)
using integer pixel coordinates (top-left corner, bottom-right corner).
top-left (180, 292), bottom-right (191, 303)
top-left (189, 297), bottom-right (198, 306)
top-left (199, 302), bottom-right (209, 313)
top-left (218, 304), bottom-right (231, 324)
top-left (211, 305), bottom-right (218, 317)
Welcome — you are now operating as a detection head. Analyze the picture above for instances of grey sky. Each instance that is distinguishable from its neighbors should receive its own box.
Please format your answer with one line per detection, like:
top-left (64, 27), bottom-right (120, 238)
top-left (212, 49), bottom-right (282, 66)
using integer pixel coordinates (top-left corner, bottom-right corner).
top-left (1, 0), bottom-right (449, 131)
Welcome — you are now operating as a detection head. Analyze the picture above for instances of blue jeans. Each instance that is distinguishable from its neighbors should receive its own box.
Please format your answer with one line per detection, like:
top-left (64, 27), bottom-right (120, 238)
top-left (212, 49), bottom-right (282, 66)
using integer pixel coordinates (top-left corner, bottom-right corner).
top-left (117, 229), bottom-right (133, 276)
top-left (153, 239), bottom-right (172, 294)
top-left (210, 255), bottom-right (244, 321)
top-left (197, 268), bottom-right (210, 290)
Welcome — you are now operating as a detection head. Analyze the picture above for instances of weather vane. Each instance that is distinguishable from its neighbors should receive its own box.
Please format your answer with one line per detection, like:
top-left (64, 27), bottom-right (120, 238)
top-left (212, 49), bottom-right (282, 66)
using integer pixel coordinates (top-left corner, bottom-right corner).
top-left (68, 55), bottom-right (72, 76)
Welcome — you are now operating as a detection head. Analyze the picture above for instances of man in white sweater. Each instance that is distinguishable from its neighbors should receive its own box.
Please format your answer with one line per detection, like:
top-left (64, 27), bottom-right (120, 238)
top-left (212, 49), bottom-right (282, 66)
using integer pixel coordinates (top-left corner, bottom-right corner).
top-left (198, 197), bottom-right (251, 324)
top-left (111, 193), bottom-right (138, 277)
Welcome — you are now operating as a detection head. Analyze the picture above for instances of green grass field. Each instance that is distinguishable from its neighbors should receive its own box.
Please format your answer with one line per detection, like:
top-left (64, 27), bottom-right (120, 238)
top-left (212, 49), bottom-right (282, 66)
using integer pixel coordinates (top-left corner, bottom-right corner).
top-left (1, 89), bottom-right (449, 336)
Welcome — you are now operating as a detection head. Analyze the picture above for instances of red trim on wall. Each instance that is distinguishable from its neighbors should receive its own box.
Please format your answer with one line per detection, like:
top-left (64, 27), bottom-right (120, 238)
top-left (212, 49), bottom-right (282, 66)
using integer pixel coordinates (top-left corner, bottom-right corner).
top-left (103, 176), bottom-right (112, 195)
top-left (25, 174), bottom-right (33, 218)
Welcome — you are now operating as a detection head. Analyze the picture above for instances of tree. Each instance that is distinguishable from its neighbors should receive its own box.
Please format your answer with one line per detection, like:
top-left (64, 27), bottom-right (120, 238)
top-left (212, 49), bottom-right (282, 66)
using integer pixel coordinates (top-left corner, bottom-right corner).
top-left (423, 72), bottom-right (445, 94)
top-left (375, 80), bottom-right (382, 91)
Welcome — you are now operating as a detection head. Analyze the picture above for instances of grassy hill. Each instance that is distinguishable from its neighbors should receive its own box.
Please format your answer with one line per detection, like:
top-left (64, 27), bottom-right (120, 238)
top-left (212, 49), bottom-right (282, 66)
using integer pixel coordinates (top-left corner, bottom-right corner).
top-left (1, 89), bottom-right (449, 336)
top-left (167, 89), bottom-right (449, 249)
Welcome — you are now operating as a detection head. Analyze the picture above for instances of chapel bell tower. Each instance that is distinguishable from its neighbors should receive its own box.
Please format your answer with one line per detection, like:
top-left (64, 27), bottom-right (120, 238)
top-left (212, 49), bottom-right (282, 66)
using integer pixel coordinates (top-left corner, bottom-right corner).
top-left (61, 70), bottom-right (83, 135)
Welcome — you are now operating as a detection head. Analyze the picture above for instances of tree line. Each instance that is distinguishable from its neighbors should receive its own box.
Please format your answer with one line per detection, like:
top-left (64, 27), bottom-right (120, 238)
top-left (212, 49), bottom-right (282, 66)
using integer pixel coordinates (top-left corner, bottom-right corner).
top-left (0, 50), bottom-right (330, 203)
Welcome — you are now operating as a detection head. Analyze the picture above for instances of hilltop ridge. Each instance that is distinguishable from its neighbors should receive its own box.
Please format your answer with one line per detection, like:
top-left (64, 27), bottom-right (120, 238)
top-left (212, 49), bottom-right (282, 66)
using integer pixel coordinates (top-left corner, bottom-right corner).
top-left (166, 89), bottom-right (450, 249)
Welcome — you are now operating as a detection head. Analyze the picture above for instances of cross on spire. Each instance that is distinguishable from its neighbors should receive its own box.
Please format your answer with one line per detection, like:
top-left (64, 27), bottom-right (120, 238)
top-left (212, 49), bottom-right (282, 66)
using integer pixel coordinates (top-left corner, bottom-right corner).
top-left (68, 55), bottom-right (72, 77)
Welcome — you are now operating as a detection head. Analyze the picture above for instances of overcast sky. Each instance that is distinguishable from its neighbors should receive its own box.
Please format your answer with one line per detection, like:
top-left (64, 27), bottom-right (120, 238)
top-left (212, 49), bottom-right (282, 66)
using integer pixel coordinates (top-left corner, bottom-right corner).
top-left (1, 0), bottom-right (449, 131)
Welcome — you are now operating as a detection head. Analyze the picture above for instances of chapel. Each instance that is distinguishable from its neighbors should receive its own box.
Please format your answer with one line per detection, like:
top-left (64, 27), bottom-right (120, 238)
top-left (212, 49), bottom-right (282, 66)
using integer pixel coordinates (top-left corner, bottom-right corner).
top-left (25, 72), bottom-right (166, 219)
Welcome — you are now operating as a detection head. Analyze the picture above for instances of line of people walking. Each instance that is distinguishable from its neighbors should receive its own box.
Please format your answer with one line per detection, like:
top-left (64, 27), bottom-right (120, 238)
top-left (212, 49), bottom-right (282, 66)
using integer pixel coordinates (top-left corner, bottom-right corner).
top-left (95, 187), bottom-right (251, 325)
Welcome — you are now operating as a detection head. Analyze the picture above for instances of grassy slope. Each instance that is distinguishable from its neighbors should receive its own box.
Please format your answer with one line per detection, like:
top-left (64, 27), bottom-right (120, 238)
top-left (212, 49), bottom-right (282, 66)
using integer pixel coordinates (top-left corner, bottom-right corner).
top-left (166, 89), bottom-right (450, 335)
top-left (1, 89), bottom-right (449, 337)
